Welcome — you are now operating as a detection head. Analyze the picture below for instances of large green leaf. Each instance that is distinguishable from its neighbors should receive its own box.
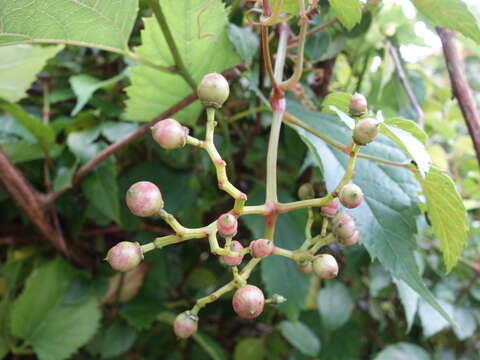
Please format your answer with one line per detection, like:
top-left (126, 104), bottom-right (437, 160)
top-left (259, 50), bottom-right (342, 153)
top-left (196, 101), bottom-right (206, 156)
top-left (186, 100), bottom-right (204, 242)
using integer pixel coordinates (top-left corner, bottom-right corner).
top-left (411, 0), bottom-right (480, 44)
top-left (0, 0), bottom-right (139, 50)
top-left (420, 167), bottom-right (468, 272)
top-left (81, 157), bottom-right (120, 224)
top-left (317, 282), bottom-right (354, 331)
top-left (124, 0), bottom-right (239, 124)
top-left (242, 187), bottom-right (310, 320)
top-left (379, 121), bottom-right (431, 175)
top-left (278, 321), bottom-right (321, 357)
top-left (69, 73), bottom-right (125, 116)
top-left (11, 258), bottom-right (101, 360)
top-left (0, 103), bottom-right (55, 148)
top-left (286, 100), bottom-right (452, 323)
top-left (374, 342), bottom-right (431, 360)
top-left (328, 0), bottom-right (362, 30)
top-left (0, 44), bottom-right (63, 102)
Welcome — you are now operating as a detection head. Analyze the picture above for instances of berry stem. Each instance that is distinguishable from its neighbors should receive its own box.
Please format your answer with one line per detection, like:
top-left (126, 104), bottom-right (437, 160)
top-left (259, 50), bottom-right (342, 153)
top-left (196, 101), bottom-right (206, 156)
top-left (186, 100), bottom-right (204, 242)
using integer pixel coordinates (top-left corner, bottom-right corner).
top-left (204, 108), bottom-right (246, 207)
top-left (309, 234), bottom-right (336, 254)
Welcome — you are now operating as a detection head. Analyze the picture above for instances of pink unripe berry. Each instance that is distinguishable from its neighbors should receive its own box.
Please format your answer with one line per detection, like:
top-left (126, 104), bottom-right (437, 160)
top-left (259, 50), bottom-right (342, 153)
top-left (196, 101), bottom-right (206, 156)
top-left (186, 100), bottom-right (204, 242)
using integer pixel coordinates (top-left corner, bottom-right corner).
top-left (343, 230), bottom-right (360, 246)
top-left (221, 240), bottom-right (244, 266)
top-left (353, 117), bottom-right (379, 145)
top-left (321, 200), bottom-right (339, 218)
top-left (151, 118), bottom-right (188, 150)
top-left (332, 213), bottom-right (357, 241)
top-left (349, 93), bottom-right (368, 116)
top-left (173, 311), bottom-right (198, 339)
top-left (339, 184), bottom-right (364, 209)
top-left (106, 241), bottom-right (143, 272)
top-left (126, 181), bottom-right (163, 217)
top-left (298, 261), bottom-right (313, 274)
top-left (197, 73), bottom-right (230, 108)
top-left (313, 254), bottom-right (339, 279)
top-left (217, 213), bottom-right (238, 238)
top-left (298, 183), bottom-right (315, 200)
top-left (250, 238), bottom-right (275, 258)
top-left (232, 285), bottom-right (265, 319)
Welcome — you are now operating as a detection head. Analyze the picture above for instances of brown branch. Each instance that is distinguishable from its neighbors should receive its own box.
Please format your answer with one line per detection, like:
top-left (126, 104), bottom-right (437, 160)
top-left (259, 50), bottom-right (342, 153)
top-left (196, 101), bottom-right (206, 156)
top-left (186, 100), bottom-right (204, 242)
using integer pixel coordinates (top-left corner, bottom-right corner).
top-left (0, 148), bottom-right (69, 255)
top-left (436, 27), bottom-right (480, 164)
top-left (386, 40), bottom-right (425, 128)
top-left (44, 65), bottom-right (246, 205)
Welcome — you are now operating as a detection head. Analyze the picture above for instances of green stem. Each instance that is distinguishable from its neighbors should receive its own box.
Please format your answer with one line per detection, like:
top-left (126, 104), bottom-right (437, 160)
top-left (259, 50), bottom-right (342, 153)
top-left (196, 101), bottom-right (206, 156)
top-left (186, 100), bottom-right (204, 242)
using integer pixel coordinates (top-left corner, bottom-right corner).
top-left (125, 50), bottom-right (177, 73)
top-left (265, 109), bottom-right (283, 203)
top-left (148, 0), bottom-right (197, 90)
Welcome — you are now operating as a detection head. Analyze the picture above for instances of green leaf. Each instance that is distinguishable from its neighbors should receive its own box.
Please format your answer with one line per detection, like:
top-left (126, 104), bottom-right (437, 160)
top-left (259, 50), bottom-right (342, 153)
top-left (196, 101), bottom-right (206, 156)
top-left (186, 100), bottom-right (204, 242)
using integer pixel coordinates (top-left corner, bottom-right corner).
top-left (0, 0), bottom-right (139, 50)
top-left (379, 122), bottom-right (431, 175)
top-left (393, 278), bottom-right (419, 332)
top-left (53, 163), bottom-right (78, 192)
top-left (317, 282), bottom-right (354, 331)
top-left (242, 187), bottom-right (310, 320)
top-left (70, 73), bottom-right (125, 116)
top-left (329, 106), bottom-right (355, 130)
top-left (328, 0), bottom-right (362, 30)
top-left (234, 338), bottom-right (264, 360)
top-left (286, 100), bottom-right (453, 324)
top-left (0, 103), bottom-right (55, 147)
top-left (278, 321), bottom-right (321, 357)
top-left (420, 167), bottom-right (468, 272)
top-left (374, 342), bottom-right (431, 360)
top-left (192, 332), bottom-right (227, 360)
top-left (418, 299), bottom-right (454, 338)
top-left (29, 297), bottom-right (101, 360)
top-left (81, 158), bottom-right (120, 224)
top-left (11, 258), bottom-right (101, 360)
top-left (100, 321), bottom-right (137, 359)
top-left (101, 121), bottom-right (139, 143)
top-left (411, 0), bottom-right (480, 44)
top-left (321, 92), bottom-right (351, 115)
top-left (452, 307), bottom-right (477, 341)
top-left (0, 141), bottom-right (63, 163)
top-left (0, 44), bottom-right (63, 102)
top-left (120, 296), bottom-right (163, 330)
top-left (124, 0), bottom-right (239, 124)
top-left (0, 299), bottom-right (10, 360)
top-left (11, 258), bottom-right (75, 338)
top-left (385, 118), bottom-right (428, 145)
top-left (228, 24), bottom-right (258, 66)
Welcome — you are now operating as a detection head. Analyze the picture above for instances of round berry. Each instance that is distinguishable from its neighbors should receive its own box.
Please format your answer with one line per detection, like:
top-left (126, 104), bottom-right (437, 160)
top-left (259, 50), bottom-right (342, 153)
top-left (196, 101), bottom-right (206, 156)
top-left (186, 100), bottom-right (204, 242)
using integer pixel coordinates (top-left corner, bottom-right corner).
top-left (298, 183), bottom-right (315, 200)
top-left (217, 213), bottom-right (238, 238)
top-left (126, 181), bottom-right (163, 217)
top-left (197, 73), bottom-right (230, 108)
top-left (349, 93), bottom-right (368, 116)
top-left (321, 200), bottom-right (339, 218)
top-left (343, 230), bottom-right (360, 246)
top-left (106, 241), bottom-right (143, 272)
top-left (232, 285), bottom-right (265, 319)
top-left (249, 238), bottom-right (275, 258)
top-left (353, 117), bottom-right (379, 145)
top-left (339, 184), bottom-right (364, 209)
top-left (221, 240), bottom-right (244, 266)
top-left (332, 213), bottom-right (357, 241)
top-left (173, 311), bottom-right (198, 339)
top-left (313, 254), bottom-right (339, 279)
top-left (151, 118), bottom-right (188, 150)
top-left (298, 261), bottom-right (313, 274)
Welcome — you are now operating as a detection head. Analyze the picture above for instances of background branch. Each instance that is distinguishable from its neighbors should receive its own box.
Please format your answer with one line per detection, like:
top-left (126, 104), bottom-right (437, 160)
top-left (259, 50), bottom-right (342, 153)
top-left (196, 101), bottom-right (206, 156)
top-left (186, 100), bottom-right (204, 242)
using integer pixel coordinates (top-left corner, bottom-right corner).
top-left (436, 27), bottom-right (480, 164)
top-left (386, 39), bottom-right (424, 128)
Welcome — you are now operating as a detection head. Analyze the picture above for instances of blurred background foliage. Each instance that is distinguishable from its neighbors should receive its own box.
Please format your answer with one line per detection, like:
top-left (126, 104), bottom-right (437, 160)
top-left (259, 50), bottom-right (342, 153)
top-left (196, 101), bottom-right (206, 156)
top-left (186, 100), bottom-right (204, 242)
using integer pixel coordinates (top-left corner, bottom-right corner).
top-left (0, 0), bottom-right (479, 359)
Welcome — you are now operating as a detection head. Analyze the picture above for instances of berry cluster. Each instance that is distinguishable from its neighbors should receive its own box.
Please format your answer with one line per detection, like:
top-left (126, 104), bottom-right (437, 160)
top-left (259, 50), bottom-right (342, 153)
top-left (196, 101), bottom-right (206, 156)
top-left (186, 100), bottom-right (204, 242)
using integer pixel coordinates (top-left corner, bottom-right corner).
top-left (105, 74), bottom-right (379, 339)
